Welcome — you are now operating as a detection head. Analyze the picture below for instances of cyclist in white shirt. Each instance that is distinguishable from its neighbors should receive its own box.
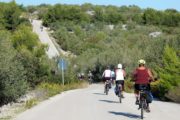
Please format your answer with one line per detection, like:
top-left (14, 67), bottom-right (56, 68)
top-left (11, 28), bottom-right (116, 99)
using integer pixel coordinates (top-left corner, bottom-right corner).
top-left (102, 66), bottom-right (112, 91)
top-left (102, 66), bottom-right (111, 81)
top-left (115, 64), bottom-right (126, 97)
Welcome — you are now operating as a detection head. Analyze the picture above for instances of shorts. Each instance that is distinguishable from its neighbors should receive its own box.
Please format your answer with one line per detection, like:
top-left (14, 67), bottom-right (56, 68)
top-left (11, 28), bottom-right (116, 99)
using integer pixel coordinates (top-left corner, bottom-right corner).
top-left (111, 77), bottom-right (116, 80)
top-left (116, 80), bottom-right (124, 91)
top-left (103, 77), bottom-right (111, 82)
top-left (134, 84), bottom-right (151, 91)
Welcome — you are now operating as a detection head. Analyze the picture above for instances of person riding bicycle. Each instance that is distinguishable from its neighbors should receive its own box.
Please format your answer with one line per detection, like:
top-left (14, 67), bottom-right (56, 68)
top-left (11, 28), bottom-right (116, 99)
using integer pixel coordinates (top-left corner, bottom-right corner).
top-left (132, 59), bottom-right (154, 112)
top-left (115, 64), bottom-right (126, 97)
top-left (40, 25), bottom-right (43, 31)
top-left (102, 66), bottom-right (112, 92)
top-left (88, 71), bottom-right (93, 83)
top-left (111, 68), bottom-right (116, 85)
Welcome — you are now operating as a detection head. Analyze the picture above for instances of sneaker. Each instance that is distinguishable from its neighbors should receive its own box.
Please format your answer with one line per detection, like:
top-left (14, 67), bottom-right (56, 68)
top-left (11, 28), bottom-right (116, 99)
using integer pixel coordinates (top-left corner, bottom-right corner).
top-left (146, 107), bottom-right (151, 113)
top-left (121, 94), bottom-right (125, 98)
top-left (146, 108), bottom-right (150, 113)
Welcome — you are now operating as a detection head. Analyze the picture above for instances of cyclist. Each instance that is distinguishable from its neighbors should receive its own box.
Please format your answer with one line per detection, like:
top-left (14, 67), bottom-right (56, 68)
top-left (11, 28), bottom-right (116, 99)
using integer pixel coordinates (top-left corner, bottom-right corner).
top-left (102, 66), bottom-right (111, 92)
top-left (115, 64), bottom-right (126, 97)
top-left (81, 72), bottom-right (85, 80)
top-left (132, 59), bottom-right (154, 112)
top-left (88, 71), bottom-right (93, 83)
top-left (111, 68), bottom-right (116, 85)
top-left (40, 25), bottom-right (43, 31)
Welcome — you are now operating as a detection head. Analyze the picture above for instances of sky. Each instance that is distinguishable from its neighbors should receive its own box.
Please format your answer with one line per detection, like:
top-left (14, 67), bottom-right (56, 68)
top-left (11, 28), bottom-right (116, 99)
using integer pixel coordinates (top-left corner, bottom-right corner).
top-left (0, 0), bottom-right (180, 11)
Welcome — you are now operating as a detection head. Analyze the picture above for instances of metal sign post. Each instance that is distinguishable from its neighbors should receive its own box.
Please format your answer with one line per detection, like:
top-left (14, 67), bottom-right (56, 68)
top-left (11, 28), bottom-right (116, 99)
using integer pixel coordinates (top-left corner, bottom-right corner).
top-left (58, 59), bottom-right (66, 86)
top-left (62, 66), bottom-right (64, 86)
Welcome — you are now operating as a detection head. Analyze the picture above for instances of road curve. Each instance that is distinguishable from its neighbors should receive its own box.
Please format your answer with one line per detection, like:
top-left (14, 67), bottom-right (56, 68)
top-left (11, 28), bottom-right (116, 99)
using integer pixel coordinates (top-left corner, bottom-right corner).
top-left (14, 84), bottom-right (180, 120)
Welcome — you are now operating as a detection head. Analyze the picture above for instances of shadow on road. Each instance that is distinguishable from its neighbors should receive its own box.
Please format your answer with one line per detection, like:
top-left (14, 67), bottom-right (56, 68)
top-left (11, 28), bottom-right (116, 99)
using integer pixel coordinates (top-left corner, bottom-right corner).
top-left (93, 93), bottom-right (105, 95)
top-left (109, 111), bottom-right (141, 119)
top-left (99, 100), bottom-right (119, 103)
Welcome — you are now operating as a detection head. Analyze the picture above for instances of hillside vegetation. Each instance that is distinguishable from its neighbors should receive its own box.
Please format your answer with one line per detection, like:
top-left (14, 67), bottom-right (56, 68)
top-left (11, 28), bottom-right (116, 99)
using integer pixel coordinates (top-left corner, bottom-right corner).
top-left (38, 4), bottom-right (179, 102)
top-left (0, 1), bottom-right (179, 105)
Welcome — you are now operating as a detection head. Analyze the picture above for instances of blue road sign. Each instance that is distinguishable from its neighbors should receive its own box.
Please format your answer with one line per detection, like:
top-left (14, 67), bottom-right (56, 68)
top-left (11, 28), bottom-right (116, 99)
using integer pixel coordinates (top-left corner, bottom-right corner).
top-left (58, 59), bottom-right (67, 70)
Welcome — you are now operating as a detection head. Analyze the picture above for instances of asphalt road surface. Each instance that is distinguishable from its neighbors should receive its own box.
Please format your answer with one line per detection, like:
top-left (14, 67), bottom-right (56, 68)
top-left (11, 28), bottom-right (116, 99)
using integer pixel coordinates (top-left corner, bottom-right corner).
top-left (15, 84), bottom-right (180, 120)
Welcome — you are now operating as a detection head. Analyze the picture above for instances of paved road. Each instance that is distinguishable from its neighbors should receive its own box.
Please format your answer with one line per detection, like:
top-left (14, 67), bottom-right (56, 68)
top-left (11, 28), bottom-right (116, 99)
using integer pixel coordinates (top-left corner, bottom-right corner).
top-left (14, 84), bottom-right (180, 120)
top-left (32, 20), bottom-right (59, 58)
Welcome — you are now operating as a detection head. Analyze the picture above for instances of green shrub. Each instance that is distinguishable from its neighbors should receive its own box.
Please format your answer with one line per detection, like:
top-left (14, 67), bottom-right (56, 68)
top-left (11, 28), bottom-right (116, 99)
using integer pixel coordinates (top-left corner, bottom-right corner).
top-left (156, 45), bottom-right (180, 100)
top-left (166, 84), bottom-right (180, 103)
top-left (151, 80), bottom-right (160, 97)
top-left (0, 31), bottom-right (28, 105)
top-left (124, 80), bottom-right (134, 93)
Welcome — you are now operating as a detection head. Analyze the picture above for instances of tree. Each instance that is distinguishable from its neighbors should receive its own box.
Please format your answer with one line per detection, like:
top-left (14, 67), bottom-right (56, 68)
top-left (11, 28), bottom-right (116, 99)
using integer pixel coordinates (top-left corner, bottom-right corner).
top-left (93, 6), bottom-right (105, 22)
top-left (104, 6), bottom-right (123, 24)
top-left (157, 45), bottom-right (180, 99)
top-left (12, 24), bottom-right (50, 87)
top-left (142, 8), bottom-right (162, 25)
top-left (12, 25), bottom-right (39, 51)
top-left (3, 1), bottom-right (21, 30)
top-left (162, 12), bottom-right (180, 27)
top-left (0, 31), bottom-right (27, 105)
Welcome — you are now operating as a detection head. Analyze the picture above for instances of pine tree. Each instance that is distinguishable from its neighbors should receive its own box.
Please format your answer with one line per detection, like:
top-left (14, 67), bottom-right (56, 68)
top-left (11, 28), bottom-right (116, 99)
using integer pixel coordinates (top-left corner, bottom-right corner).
top-left (157, 45), bottom-right (180, 99)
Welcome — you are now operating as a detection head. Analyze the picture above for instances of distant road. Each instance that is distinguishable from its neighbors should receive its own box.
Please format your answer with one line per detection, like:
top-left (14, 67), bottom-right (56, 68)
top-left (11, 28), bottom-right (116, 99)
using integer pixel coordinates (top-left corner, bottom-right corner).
top-left (14, 84), bottom-right (180, 120)
top-left (32, 20), bottom-right (59, 58)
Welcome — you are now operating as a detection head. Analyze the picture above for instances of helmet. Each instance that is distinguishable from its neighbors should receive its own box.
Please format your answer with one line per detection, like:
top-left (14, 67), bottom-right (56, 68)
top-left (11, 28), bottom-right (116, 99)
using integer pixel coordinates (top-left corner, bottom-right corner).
top-left (138, 59), bottom-right (146, 65)
top-left (117, 64), bottom-right (122, 69)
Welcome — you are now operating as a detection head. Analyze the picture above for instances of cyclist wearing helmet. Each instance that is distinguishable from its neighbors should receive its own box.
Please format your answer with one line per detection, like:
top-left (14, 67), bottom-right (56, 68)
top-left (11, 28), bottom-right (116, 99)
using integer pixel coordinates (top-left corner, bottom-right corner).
top-left (102, 66), bottom-right (112, 91)
top-left (88, 71), bottom-right (93, 83)
top-left (115, 64), bottom-right (126, 97)
top-left (132, 59), bottom-right (154, 112)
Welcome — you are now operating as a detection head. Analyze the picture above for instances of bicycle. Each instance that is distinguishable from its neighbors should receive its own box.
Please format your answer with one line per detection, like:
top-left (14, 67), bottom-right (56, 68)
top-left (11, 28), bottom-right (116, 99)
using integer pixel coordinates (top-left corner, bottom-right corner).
top-left (138, 85), bottom-right (149, 119)
top-left (105, 80), bottom-right (111, 95)
top-left (115, 81), bottom-right (124, 103)
top-left (117, 84), bottom-right (122, 103)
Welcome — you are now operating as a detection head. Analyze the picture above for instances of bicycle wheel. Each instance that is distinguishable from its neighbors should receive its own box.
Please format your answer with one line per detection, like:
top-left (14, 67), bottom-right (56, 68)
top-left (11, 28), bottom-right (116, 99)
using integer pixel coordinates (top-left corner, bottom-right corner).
top-left (105, 84), bottom-right (109, 95)
top-left (118, 86), bottom-right (122, 103)
top-left (140, 100), bottom-right (144, 119)
top-left (119, 92), bottom-right (122, 103)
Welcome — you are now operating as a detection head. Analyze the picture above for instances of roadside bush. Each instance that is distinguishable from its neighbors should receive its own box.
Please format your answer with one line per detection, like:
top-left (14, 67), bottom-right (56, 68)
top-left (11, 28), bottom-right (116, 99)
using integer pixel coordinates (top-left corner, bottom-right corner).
top-left (124, 80), bottom-right (134, 93)
top-left (151, 80), bottom-right (160, 97)
top-left (156, 45), bottom-right (180, 100)
top-left (166, 84), bottom-right (180, 103)
top-left (0, 31), bottom-right (28, 105)
top-left (12, 25), bottom-right (39, 51)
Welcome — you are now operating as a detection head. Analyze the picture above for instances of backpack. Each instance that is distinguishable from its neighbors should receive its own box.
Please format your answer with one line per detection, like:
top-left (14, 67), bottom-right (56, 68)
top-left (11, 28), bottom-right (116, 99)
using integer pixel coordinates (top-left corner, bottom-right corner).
top-left (145, 91), bottom-right (153, 103)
